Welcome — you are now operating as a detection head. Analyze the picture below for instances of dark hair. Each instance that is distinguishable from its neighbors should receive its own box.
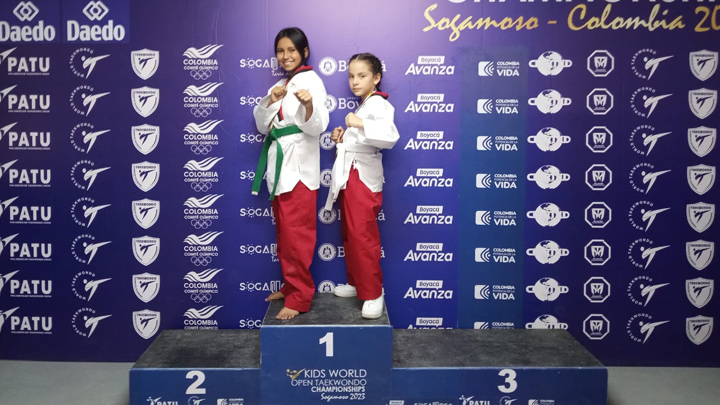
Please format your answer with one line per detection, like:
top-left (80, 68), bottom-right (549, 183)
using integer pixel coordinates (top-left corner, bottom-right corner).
top-left (349, 53), bottom-right (383, 91)
top-left (274, 27), bottom-right (309, 67)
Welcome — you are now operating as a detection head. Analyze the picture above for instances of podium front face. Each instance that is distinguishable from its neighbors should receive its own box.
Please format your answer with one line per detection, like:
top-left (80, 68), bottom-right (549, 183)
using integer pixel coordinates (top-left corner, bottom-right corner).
top-left (260, 325), bottom-right (393, 404)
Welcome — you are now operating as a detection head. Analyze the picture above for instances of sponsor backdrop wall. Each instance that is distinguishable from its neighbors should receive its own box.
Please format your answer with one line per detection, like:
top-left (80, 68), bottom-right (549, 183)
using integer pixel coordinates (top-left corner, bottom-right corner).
top-left (0, 0), bottom-right (717, 366)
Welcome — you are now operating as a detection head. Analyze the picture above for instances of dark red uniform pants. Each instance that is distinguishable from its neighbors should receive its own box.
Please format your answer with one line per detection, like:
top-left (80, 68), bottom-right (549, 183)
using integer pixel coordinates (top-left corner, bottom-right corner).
top-left (339, 168), bottom-right (383, 301)
top-left (271, 182), bottom-right (317, 312)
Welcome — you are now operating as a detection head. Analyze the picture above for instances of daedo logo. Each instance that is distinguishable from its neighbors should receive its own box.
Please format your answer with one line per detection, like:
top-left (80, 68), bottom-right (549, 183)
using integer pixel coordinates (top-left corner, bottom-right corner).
top-left (65, 0), bottom-right (129, 43)
top-left (0, 1), bottom-right (58, 42)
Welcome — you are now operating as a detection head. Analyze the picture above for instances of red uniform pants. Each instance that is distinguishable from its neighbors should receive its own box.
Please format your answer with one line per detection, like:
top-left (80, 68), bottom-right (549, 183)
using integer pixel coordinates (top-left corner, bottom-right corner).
top-left (339, 168), bottom-right (383, 301)
top-left (271, 182), bottom-right (317, 312)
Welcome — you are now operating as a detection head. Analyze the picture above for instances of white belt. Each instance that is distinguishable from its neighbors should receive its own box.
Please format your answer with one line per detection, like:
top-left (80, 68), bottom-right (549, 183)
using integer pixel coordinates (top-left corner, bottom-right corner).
top-left (324, 143), bottom-right (378, 210)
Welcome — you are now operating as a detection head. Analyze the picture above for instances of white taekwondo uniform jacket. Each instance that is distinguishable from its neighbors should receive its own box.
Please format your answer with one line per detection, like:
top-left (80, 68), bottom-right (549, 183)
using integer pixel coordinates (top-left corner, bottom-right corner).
top-left (253, 68), bottom-right (329, 196)
top-left (325, 92), bottom-right (399, 209)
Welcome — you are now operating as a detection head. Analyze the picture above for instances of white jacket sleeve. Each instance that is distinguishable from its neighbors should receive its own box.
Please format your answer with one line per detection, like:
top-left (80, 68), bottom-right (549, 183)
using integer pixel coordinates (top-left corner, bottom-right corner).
top-left (253, 92), bottom-right (281, 135)
top-left (356, 98), bottom-right (399, 150)
top-left (294, 75), bottom-right (329, 137)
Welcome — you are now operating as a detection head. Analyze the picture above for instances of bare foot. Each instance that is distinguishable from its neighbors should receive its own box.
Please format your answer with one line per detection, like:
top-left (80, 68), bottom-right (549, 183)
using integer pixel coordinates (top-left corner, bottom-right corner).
top-left (276, 307), bottom-right (300, 320)
top-left (265, 291), bottom-right (284, 301)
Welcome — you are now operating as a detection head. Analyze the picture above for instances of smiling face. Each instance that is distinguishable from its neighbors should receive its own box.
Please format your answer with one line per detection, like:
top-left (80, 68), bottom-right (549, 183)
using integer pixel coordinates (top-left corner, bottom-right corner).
top-left (276, 36), bottom-right (307, 73)
top-left (348, 59), bottom-right (381, 100)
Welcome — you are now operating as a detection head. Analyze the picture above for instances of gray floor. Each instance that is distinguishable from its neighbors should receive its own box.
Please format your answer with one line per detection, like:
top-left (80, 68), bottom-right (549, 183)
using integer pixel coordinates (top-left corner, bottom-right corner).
top-left (0, 360), bottom-right (718, 404)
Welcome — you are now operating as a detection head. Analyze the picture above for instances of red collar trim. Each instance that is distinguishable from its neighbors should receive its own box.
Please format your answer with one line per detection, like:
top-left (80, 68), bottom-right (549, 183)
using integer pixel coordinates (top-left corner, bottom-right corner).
top-left (372, 91), bottom-right (388, 99)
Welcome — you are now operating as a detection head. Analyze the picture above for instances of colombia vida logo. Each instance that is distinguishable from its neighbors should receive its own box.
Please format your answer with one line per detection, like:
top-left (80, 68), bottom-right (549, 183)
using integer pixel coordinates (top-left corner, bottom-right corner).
top-left (184, 44), bottom-right (222, 80)
top-left (184, 119), bottom-right (222, 155)
top-left (69, 47), bottom-right (109, 78)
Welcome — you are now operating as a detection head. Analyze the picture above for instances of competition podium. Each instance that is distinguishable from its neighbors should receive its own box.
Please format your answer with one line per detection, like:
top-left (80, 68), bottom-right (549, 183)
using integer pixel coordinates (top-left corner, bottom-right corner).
top-left (130, 294), bottom-right (607, 404)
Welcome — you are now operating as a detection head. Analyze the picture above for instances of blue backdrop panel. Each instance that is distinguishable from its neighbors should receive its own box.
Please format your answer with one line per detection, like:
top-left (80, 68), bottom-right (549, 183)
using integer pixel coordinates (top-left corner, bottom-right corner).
top-left (0, 0), bottom-right (718, 366)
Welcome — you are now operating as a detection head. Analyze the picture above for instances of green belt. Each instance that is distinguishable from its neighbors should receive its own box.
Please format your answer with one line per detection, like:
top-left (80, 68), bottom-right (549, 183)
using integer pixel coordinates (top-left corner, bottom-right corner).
top-left (252, 125), bottom-right (303, 200)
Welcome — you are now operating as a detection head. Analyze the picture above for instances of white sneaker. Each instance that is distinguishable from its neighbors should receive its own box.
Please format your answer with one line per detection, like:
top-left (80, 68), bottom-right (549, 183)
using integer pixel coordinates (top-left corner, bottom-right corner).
top-left (334, 284), bottom-right (357, 298)
top-left (361, 295), bottom-right (384, 319)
